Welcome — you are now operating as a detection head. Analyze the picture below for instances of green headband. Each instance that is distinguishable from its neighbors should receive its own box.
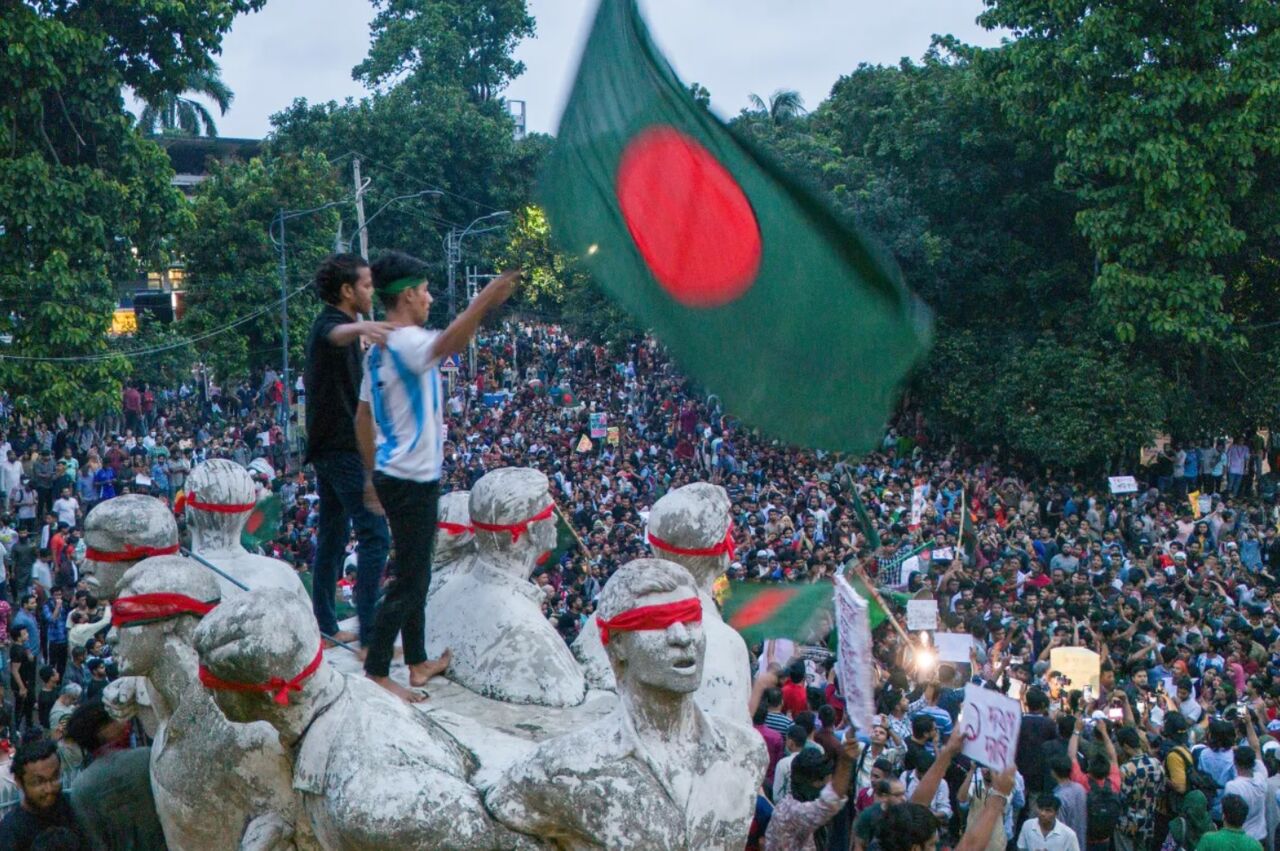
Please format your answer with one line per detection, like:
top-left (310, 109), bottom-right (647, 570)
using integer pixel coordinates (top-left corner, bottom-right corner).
top-left (376, 276), bottom-right (425, 297)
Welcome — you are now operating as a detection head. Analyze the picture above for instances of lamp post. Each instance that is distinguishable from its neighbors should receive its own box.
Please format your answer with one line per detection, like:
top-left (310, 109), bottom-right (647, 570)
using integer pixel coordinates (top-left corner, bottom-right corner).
top-left (445, 211), bottom-right (511, 319)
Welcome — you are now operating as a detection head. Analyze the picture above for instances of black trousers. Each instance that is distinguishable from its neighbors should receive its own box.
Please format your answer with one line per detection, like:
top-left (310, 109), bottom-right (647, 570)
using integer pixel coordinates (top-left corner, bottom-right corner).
top-left (363, 474), bottom-right (439, 679)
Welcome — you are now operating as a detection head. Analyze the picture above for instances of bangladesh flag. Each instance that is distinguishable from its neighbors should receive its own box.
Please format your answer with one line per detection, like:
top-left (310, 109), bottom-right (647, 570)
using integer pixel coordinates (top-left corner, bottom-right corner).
top-left (720, 581), bottom-right (836, 645)
top-left (241, 494), bottom-right (281, 553)
top-left (844, 573), bottom-right (911, 630)
top-left (541, 0), bottom-right (931, 452)
top-left (541, 511), bottom-right (581, 572)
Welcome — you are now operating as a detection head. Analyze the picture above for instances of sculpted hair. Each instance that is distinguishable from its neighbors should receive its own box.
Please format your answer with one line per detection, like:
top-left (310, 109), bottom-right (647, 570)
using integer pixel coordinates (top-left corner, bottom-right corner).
top-left (313, 253), bottom-right (368, 306)
top-left (596, 558), bottom-right (696, 622)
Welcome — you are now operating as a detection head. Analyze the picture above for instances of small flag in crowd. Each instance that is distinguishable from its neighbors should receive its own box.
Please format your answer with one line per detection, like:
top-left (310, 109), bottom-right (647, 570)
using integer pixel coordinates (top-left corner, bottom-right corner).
top-left (241, 494), bottom-right (281, 552)
top-left (540, 0), bottom-right (931, 453)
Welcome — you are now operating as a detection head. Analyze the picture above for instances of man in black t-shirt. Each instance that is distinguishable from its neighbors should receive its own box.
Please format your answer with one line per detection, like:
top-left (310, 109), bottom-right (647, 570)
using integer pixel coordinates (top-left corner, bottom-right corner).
top-left (0, 738), bottom-right (86, 851)
top-left (303, 254), bottom-right (394, 647)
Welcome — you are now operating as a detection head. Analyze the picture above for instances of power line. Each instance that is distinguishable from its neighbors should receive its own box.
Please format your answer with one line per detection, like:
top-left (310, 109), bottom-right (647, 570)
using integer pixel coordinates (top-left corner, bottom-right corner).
top-left (0, 283), bottom-right (311, 363)
top-left (348, 150), bottom-right (503, 216)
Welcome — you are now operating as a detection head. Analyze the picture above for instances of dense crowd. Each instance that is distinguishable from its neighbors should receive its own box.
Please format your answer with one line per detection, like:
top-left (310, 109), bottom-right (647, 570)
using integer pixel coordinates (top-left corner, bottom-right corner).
top-left (0, 318), bottom-right (1277, 851)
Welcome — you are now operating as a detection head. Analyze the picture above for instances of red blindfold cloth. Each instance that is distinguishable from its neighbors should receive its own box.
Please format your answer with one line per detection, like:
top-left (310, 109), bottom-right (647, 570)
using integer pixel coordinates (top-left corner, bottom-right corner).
top-left (597, 596), bottom-right (702, 645)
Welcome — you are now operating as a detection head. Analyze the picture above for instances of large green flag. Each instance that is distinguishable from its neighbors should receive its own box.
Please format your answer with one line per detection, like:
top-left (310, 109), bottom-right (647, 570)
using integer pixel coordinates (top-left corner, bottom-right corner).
top-left (720, 581), bottom-right (835, 645)
top-left (541, 0), bottom-right (931, 452)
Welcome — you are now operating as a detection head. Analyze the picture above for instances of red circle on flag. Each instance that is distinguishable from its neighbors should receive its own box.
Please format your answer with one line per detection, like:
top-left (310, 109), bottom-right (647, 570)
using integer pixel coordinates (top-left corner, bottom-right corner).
top-left (616, 127), bottom-right (761, 307)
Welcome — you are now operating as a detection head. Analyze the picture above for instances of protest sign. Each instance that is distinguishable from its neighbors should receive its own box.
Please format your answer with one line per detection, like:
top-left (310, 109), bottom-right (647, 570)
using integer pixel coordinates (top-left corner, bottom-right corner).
top-left (1108, 475), bottom-right (1138, 494)
top-left (1050, 646), bottom-right (1101, 692)
top-left (930, 546), bottom-right (955, 562)
top-left (589, 412), bottom-right (608, 438)
top-left (606, 426), bottom-right (620, 445)
top-left (833, 575), bottom-right (875, 732)
top-left (959, 684), bottom-right (1022, 771)
top-left (575, 435), bottom-right (593, 453)
top-left (906, 599), bottom-right (939, 632)
top-left (910, 484), bottom-right (928, 527)
top-left (936, 632), bottom-right (974, 663)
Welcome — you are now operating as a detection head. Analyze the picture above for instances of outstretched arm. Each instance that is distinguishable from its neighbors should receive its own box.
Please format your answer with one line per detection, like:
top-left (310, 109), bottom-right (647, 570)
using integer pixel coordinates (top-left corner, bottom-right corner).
top-left (429, 271), bottom-right (520, 362)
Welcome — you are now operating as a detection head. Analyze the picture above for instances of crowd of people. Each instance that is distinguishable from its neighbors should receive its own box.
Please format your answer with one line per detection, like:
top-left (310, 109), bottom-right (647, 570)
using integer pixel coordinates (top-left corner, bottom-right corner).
top-left (0, 294), bottom-right (1276, 849)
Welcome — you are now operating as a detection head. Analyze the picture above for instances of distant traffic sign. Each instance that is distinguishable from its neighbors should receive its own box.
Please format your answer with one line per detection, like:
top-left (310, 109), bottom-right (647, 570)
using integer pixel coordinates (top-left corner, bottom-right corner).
top-left (440, 354), bottom-right (461, 372)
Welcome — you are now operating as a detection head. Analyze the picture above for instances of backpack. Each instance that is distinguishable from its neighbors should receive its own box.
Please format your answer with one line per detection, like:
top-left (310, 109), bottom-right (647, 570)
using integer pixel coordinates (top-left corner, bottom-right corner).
top-left (1166, 746), bottom-right (1220, 811)
top-left (1086, 778), bottom-right (1123, 841)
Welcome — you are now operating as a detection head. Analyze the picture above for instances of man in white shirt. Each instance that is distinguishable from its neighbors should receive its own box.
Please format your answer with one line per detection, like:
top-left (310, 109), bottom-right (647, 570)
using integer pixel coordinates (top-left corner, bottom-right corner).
top-left (1017, 793), bottom-right (1080, 851)
top-left (1223, 719), bottom-right (1269, 841)
top-left (52, 488), bottom-right (79, 529)
top-left (355, 250), bottom-right (517, 703)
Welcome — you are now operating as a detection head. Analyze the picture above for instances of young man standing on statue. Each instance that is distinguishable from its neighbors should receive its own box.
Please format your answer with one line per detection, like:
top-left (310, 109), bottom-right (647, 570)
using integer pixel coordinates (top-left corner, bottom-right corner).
top-left (356, 250), bottom-right (518, 702)
top-left (303, 254), bottom-right (395, 652)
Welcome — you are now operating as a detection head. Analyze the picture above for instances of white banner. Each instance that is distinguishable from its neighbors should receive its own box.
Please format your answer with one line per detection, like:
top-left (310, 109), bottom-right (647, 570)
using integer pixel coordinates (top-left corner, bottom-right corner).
top-left (960, 683), bottom-right (1022, 772)
top-left (906, 599), bottom-right (939, 632)
top-left (1108, 475), bottom-right (1139, 494)
top-left (833, 575), bottom-right (875, 732)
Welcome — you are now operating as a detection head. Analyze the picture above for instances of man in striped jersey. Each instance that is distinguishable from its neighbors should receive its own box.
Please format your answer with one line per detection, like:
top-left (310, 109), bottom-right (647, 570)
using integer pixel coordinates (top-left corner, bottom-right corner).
top-left (355, 250), bottom-right (518, 702)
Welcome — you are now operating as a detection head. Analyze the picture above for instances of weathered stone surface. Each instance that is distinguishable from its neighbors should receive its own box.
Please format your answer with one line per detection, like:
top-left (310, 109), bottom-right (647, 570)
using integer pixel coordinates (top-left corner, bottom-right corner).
top-left (82, 494), bottom-right (178, 599)
top-left (108, 555), bottom-right (297, 850)
top-left (426, 490), bottom-right (475, 604)
top-left (486, 558), bottom-right (766, 850)
top-left (573, 483), bottom-right (752, 723)
top-left (186, 459), bottom-right (309, 601)
top-left (195, 588), bottom-right (537, 850)
top-left (425, 468), bottom-right (586, 707)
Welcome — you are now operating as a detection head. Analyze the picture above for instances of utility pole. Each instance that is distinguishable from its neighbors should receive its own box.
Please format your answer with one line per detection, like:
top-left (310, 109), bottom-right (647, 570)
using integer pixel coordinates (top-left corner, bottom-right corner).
top-left (445, 228), bottom-right (461, 318)
top-left (352, 158), bottom-right (369, 259)
top-left (275, 208), bottom-right (291, 471)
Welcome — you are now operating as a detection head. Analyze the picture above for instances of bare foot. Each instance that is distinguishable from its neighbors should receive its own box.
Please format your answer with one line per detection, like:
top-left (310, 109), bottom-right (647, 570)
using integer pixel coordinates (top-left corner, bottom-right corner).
top-left (331, 629), bottom-right (358, 643)
top-left (409, 648), bottom-right (451, 688)
top-left (366, 674), bottom-right (427, 704)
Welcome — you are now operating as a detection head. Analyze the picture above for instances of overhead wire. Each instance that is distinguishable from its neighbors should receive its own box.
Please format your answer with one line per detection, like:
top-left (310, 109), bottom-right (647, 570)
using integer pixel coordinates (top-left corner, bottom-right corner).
top-left (0, 283), bottom-right (312, 363)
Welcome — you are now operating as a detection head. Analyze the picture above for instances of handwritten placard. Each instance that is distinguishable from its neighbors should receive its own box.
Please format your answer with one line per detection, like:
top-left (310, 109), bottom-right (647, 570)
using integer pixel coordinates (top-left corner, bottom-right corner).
top-left (833, 575), bottom-right (875, 732)
top-left (906, 599), bottom-right (939, 631)
top-left (936, 632), bottom-right (974, 663)
top-left (960, 683), bottom-right (1022, 771)
top-left (1108, 475), bottom-right (1139, 494)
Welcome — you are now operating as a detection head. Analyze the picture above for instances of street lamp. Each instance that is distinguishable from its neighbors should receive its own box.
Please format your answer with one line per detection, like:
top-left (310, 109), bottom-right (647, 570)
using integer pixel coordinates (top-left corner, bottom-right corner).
top-left (445, 211), bottom-right (511, 318)
top-left (349, 190), bottom-right (444, 257)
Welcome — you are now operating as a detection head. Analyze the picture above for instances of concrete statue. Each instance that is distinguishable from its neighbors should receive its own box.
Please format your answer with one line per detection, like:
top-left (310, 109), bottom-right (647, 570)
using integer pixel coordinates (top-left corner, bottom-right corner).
top-left (82, 494), bottom-right (179, 599)
top-left (185, 459), bottom-right (308, 601)
top-left (486, 557), bottom-right (766, 849)
top-left (572, 483), bottom-right (750, 723)
top-left (424, 468), bottom-right (586, 707)
top-left (425, 490), bottom-right (475, 603)
top-left (108, 555), bottom-right (298, 850)
top-left (194, 588), bottom-right (537, 850)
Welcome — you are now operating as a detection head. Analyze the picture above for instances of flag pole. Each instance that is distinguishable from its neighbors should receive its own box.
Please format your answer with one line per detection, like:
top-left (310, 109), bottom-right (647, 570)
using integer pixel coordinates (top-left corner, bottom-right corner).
top-left (848, 558), bottom-right (912, 646)
top-left (844, 470), bottom-right (881, 551)
top-left (553, 500), bottom-right (593, 569)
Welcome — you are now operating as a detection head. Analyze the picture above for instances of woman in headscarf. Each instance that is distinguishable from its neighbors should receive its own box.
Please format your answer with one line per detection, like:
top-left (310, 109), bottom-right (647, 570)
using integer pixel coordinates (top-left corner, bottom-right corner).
top-left (1167, 790), bottom-right (1214, 851)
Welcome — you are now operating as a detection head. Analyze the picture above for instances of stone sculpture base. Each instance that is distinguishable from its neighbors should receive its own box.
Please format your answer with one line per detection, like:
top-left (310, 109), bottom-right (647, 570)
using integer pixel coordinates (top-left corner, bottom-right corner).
top-left (324, 621), bottom-right (617, 783)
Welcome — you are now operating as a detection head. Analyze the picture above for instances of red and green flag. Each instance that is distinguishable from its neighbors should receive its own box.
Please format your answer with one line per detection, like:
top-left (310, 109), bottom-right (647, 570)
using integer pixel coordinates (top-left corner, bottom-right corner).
top-left (241, 494), bottom-right (281, 552)
top-left (720, 581), bottom-right (835, 645)
top-left (540, 0), bottom-right (931, 452)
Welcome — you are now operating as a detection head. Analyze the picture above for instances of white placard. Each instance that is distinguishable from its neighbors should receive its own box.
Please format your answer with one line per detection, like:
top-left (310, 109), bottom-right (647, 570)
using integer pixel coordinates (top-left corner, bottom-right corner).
top-left (936, 632), bottom-right (974, 663)
top-left (959, 683), bottom-right (1022, 771)
top-left (1006, 679), bottom-right (1025, 701)
top-left (931, 546), bottom-right (955, 562)
top-left (1108, 475), bottom-right (1139, 494)
top-left (833, 575), bottom-right (875, 732)
top-left (906, 599), bottom-right (939, 631)
top-left (1050, 646), bottom-right (1101, 692)
top-left (134, 474), bottom-right (152, 487)
top-left (910, 484), bottom-right (928, 526)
